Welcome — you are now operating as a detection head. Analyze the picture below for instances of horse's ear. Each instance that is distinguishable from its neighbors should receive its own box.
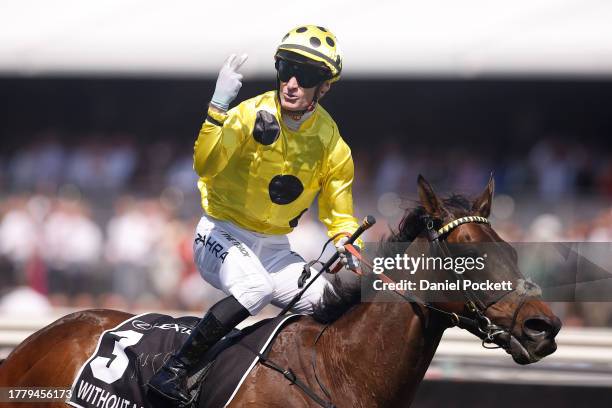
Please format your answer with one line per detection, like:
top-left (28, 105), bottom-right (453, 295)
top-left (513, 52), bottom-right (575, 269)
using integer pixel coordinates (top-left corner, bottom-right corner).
top-left (417, 174), bottom-right (444, 217)
top-left (472, 173), bottom-right (495, 217)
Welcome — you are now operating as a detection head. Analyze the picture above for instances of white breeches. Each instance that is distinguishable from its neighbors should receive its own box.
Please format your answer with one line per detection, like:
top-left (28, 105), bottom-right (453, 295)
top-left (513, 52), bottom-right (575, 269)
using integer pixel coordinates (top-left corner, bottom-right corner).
top-left (193, 214), bottom-right (330, 315)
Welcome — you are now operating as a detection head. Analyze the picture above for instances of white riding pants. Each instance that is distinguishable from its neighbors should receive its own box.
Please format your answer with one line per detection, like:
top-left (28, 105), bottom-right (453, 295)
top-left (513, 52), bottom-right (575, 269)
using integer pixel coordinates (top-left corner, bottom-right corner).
top-left (193, 214), bottom-right (330, 315)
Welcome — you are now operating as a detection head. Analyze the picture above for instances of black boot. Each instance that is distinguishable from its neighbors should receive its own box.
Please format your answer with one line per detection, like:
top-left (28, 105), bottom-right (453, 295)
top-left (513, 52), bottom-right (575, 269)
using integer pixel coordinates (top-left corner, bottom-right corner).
top-left (147, 296), bottom-right (250, 407)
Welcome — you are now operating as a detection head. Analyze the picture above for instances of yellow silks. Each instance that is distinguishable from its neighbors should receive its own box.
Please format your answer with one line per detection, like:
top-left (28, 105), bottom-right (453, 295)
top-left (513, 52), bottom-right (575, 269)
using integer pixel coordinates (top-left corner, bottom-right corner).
top-left (194, 91), bottom-right (362, 246)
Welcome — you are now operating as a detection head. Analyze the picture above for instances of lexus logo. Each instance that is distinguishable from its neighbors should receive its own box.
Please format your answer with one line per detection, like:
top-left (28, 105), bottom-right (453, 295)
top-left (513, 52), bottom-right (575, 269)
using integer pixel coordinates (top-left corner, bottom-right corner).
top-left (132, 320), bottom-right (153, 330)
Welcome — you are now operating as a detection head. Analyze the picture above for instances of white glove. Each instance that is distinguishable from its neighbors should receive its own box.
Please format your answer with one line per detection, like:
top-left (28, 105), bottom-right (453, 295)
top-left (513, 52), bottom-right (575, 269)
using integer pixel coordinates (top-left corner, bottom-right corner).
top-left (335, 236), bottom-right (361, 272)
top-left (210, 53), bottom-right (248, 111)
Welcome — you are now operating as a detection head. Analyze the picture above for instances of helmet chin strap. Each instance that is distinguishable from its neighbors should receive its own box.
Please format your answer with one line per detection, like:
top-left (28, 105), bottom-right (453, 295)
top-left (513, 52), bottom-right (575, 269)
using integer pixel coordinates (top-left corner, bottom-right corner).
top-left (305, 84), bottom-right (322, 112)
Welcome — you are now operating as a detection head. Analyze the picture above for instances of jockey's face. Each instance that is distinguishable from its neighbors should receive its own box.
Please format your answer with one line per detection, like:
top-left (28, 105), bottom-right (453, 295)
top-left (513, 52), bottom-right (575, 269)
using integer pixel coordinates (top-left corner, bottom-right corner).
top-left (279, 77), bottom-right (331, 111)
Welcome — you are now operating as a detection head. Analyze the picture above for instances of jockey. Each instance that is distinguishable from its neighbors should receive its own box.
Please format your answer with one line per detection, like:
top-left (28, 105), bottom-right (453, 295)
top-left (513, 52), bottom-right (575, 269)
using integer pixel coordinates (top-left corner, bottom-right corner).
top-left (148, 25), bottom-right (362, 406)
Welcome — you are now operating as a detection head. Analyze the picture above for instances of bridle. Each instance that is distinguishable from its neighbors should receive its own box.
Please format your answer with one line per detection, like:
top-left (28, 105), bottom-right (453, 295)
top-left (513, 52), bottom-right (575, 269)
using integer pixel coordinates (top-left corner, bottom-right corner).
top-left (376, 214), bottom-right (538, 350)
top-left (266, 214), bottom-right (541, 408)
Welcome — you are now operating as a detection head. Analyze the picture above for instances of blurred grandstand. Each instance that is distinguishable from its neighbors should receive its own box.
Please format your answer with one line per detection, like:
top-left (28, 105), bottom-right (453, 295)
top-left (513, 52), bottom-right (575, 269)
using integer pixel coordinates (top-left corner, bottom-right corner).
top-left (0, 79), bottom-right (610, 326)
top-left (1, 77), bottom-right (611, 317)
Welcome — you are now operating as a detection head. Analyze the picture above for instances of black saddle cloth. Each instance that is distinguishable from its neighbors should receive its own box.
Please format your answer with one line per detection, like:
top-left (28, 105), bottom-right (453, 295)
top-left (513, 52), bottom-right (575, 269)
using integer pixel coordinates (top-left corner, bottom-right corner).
top-left (68, 312), bottom-right (302, 408)
top-left (196, 313), bottom-right (302, 407)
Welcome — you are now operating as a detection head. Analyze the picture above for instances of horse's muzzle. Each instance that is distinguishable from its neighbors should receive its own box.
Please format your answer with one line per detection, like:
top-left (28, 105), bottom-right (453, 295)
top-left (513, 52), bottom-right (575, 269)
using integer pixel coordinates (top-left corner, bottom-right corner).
top-left (507, 315), bottom-right (562, 364)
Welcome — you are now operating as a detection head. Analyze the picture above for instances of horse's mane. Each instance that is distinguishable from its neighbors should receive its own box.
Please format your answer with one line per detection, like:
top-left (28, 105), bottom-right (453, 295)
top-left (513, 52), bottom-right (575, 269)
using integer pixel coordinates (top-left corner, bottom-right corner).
top-left (312, 194), bottom-right (473, 324)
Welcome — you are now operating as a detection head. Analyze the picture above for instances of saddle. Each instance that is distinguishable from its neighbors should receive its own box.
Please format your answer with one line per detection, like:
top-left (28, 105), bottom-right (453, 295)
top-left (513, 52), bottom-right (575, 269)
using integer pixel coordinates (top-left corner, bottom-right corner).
top-left (68, 312), bottom-right (302, 408)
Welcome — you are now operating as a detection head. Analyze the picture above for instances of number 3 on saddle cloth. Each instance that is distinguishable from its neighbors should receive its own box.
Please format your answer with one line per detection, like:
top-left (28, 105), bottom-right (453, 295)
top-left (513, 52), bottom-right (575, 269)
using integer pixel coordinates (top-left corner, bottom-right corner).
top-left (68, 312), bottom-right (302, 408)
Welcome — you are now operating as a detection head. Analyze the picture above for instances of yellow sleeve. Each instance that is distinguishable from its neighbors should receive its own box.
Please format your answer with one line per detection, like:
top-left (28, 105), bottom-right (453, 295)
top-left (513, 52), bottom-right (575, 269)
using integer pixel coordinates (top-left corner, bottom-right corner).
top-left (318, 136), bottom-right (364, 248)
top-left (193, 106), bottom-right (247, 179)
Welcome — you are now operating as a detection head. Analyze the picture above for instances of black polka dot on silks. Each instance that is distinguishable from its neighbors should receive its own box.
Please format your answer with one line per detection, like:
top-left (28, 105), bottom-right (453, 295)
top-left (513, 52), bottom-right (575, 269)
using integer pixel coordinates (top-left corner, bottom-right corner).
top-left (310, 37), bottom-right (321, 47)
top-left (317, 26), bottom-right (328, 32)
top-left (296, 27), bottom-right (307, 33)
top-left (289, 208), bottom-right (308, 227)
top-left (253, 110), bottom-right (280, 145)
top-left (269, 175), bottom-right (304, 205)
top-left (326, 37), bottom-right (335, 47)
top-left (282, 33), bottom-right (290, 41)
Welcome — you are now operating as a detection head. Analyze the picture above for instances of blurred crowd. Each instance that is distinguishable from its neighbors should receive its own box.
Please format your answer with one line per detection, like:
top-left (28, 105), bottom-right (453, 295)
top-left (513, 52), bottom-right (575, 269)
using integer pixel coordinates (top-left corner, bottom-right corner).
top-left (0, 195), bottom-right (198, 310)
top-left (1, 132), bottom-right (197, 197)
top-left (358, 138), bottom-right (612, 201)
top-left (2, 132), bottom-right (612, 201)
top-left (0, 131), bottom-right (611, 326)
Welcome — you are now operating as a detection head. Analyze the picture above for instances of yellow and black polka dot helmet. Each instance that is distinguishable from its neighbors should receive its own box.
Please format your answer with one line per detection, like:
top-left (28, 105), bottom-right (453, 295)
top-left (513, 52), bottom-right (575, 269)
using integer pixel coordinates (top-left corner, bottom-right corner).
top-left (276, 25), bottom-right (342, 83)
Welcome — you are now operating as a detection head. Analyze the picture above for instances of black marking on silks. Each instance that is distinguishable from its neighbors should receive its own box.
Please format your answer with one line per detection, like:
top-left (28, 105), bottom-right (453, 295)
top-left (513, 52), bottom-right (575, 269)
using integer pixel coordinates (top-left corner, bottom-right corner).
top-left (196, 232), bottom-right (250, 261)
top-left (195, 233), bottom-right (229, 263)
top-left (195, 233), bottom-right (206, 245)
top-left (205, 114), bottom-right (223, 127)
top-left (269, 175), bottom-right (304, 205)
top-left (253, 110), bottom-right (280, 145)
top-left (219, 231), bottom-right (250, 257)
top-left (289, 208), bottom-right (308, 227)
top-left (289, 250), bottom-right (305, 262)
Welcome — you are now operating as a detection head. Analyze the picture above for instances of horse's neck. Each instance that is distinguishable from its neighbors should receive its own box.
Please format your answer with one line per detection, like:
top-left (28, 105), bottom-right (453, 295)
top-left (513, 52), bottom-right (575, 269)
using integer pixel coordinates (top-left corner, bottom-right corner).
top-left (322, 300), bottom-right (445, 407)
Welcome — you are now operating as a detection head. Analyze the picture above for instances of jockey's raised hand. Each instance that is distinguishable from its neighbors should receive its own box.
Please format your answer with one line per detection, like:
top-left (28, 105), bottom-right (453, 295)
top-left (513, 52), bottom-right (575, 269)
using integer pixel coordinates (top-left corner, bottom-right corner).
top-left (335, 236), bottom-right (360, 272)
top-left (210, 53), bottom-right (248, 112)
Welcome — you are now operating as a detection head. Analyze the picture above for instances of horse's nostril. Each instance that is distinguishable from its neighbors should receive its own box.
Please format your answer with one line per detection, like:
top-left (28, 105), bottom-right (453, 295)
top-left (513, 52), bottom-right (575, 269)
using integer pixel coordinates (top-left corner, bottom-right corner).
top-left (524, 317), bottom-right (556, 338)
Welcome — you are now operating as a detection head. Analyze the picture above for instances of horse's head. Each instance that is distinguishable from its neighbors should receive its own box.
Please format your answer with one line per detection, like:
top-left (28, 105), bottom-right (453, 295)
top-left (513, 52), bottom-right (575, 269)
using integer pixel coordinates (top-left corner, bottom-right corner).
top-left (415, 174), bottom-right (561, 364)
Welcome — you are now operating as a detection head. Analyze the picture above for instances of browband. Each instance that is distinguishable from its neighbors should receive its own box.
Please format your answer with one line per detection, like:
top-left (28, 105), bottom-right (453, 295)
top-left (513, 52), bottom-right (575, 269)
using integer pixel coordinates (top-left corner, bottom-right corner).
top-left (437, 216), bottom-right (490, 236)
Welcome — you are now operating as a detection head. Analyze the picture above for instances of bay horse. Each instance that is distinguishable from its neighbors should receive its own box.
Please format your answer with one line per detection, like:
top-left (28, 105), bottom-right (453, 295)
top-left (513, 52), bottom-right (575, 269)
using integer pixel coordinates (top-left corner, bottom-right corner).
top-left (0, 175), bottom-right (561, 407)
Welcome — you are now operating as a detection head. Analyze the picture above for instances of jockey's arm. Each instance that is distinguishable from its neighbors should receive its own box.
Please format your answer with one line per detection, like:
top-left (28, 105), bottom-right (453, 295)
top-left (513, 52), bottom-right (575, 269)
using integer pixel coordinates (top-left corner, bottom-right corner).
top-left (194, 54), bottom-right (248, 179)
top-left (318, 135), bottom-right (364, 249)
top-left (193, 104), bottom-right (248, 179)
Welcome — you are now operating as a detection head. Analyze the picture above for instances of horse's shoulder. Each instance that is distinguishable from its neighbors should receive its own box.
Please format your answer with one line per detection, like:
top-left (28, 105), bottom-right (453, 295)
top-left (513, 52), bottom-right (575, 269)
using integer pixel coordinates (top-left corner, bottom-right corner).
top-left (268, 315), bottom-right (325, 351)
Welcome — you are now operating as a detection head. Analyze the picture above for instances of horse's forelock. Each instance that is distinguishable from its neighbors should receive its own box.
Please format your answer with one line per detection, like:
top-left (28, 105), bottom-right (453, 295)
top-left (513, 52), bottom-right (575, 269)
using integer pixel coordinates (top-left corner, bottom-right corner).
top-left (390, 193), bottom-right (474, 243)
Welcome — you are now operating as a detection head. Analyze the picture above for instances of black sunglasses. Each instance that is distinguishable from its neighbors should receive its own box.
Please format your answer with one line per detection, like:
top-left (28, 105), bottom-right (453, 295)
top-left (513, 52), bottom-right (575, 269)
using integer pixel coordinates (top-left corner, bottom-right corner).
top-left (275, 59), bottom-right (327, 88)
